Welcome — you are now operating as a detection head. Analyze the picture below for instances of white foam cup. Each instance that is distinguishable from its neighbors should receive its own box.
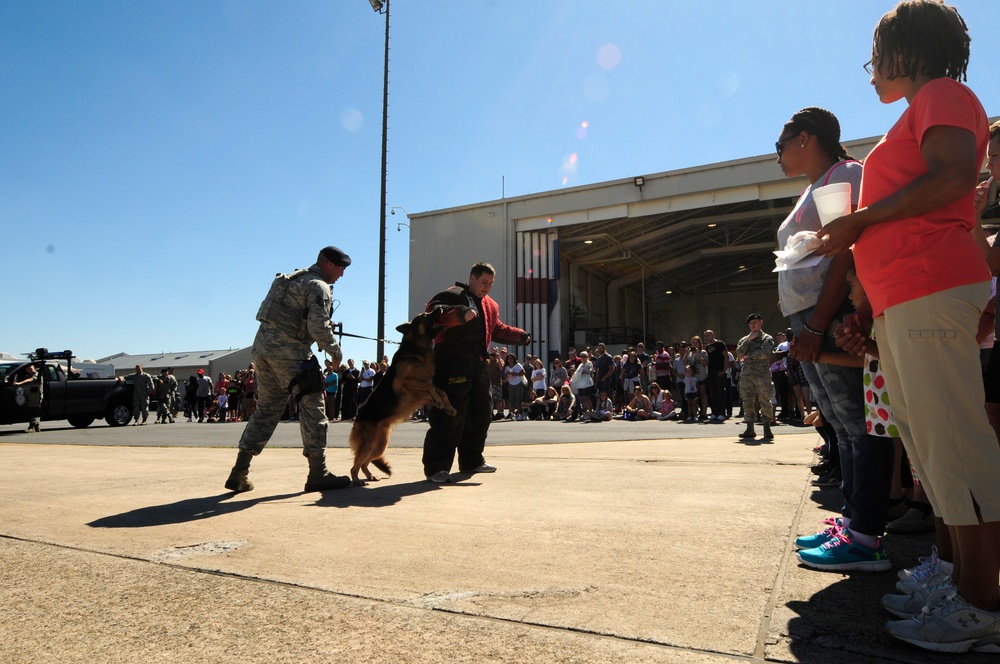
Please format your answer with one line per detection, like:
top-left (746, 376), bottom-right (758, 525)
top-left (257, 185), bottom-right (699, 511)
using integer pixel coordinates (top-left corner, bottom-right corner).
top-left (812, 182), bottom-right (852, 226)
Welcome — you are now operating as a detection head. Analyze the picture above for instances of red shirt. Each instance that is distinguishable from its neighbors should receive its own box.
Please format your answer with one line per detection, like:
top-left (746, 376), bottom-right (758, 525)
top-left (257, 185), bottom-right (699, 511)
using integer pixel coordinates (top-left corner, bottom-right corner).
top-left (854, 78), bottom-right (990, 317)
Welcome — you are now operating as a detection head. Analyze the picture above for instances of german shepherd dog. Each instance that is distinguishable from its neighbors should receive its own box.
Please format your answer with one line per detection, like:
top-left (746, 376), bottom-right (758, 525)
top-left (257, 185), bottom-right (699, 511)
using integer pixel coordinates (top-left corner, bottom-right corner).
top-left (348, 308), bottom-right (456, 485)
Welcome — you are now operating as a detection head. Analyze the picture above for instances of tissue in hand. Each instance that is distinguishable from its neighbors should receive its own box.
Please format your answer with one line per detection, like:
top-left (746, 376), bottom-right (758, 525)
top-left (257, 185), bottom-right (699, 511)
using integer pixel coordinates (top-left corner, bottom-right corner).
top-left (774, 231), bottom-right (824, 270)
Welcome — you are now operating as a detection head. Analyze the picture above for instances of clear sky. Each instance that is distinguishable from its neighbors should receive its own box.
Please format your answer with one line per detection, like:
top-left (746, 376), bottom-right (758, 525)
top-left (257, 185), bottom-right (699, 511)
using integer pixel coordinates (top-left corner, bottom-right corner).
top-left (2, 1), bottom-right (997, 363)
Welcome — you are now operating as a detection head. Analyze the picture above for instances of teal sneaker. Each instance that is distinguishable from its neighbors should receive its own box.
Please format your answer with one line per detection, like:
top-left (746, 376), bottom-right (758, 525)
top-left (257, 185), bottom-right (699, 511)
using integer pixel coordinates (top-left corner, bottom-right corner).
top-left (797, 529), bottom-right (892, 572)
top-left (794, 525), bottom-right (842, 550)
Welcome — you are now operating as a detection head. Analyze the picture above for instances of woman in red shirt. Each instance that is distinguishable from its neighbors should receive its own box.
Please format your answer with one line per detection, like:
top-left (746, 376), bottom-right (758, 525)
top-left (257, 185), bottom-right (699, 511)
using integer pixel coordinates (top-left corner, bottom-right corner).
top-left (817, 1), bottom-right (1000, 652)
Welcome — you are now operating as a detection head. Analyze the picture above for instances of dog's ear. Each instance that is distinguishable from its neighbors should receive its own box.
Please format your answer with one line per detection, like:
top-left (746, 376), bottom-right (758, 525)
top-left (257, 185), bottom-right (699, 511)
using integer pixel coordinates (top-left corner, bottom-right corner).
top-left (396, 322), bottom-right (411, 334)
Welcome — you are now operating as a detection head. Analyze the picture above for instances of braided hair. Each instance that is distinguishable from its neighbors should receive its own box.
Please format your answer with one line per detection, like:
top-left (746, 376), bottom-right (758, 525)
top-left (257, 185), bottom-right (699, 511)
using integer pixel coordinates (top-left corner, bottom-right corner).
top-left (873, 1), bottom-right (970, 82)
top-left (782, 107), bottom-right (854, 162)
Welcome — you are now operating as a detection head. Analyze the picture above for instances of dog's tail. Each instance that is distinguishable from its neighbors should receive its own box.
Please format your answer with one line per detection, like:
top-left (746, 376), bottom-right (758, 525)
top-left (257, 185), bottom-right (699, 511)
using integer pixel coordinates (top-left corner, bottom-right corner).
top-left (371, 457), bottom-right (392, 476)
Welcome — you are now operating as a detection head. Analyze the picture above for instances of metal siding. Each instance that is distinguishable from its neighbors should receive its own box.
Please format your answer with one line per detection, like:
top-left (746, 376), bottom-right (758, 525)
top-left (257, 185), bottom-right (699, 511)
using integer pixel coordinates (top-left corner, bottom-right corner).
top-left (403, 133), bottom-right (896, 353)
top-left (407, 204), bottom-right (511, 320)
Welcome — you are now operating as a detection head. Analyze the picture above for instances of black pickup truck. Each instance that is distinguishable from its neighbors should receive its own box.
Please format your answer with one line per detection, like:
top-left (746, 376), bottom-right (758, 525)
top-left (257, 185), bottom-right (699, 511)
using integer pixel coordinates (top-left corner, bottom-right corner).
top-left (0, 349), bottom-right (144, 428)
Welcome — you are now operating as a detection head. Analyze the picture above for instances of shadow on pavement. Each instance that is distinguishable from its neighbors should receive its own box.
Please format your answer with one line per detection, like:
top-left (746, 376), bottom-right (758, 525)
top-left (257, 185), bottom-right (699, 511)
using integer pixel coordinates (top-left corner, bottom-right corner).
top-left (807, 486), bottom-right (843, 513)
top-left (784, 571), bottom-right (900, 662)
top-left (86, 492), bottom-right (302, 528)
top-left (314, 477), bottom-right (483, 508)
top-left (0, 424), bottom-right (82, 436)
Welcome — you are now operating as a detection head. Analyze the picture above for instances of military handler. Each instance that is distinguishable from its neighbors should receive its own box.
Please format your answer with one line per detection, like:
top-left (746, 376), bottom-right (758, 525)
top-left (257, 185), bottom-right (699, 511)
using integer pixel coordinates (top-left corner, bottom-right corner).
top-left (127, 364), bottom-right (155, 426)
top-left (155, 368), bottom-right (175, 424)
top-left (165, 366), bottom-right (179, 419)
top-left (735, 313), bottom-right (775, 440)
top-left (225, 246), bottom-right (353, 493)
top-left (422, 261), bottom-right (530, 483)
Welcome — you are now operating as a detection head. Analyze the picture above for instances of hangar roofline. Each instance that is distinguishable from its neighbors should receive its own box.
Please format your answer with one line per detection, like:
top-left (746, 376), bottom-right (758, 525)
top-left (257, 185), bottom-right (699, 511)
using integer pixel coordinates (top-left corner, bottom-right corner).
top-left (405, 132), bottom-right (887, 219)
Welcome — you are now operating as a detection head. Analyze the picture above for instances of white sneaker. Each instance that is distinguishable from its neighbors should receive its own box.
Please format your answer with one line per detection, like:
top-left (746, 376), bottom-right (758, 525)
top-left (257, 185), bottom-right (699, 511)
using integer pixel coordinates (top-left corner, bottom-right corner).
top-left (425, 471), bottom-right (451, 483)
top-left (897, 546), bottom-right (955, 594)
top-left (886, 590), bottom-right (1000, 653)
top-left (882, 578), bottom-right (958, 618)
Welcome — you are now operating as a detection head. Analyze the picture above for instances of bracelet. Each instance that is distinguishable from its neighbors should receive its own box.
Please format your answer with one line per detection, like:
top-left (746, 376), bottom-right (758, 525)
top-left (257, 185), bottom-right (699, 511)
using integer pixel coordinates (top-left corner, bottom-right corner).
top-left (801, 322), bottom-right (824, 337)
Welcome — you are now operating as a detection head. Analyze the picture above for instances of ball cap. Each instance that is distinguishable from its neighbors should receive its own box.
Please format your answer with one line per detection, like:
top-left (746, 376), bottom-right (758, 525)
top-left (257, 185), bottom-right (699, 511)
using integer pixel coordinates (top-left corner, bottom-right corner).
top-left (319, 245), bottom-right (352, 267)
top-left (746, 312), bottom-right (763, 323)
top-left (197, 369), bottom-right (205, 375)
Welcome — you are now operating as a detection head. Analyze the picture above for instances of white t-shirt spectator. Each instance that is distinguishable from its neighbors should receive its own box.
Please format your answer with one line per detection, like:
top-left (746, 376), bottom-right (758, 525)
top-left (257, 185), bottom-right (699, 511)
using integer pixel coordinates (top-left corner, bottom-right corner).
top-left (531, 366), bottom-right (547, 391)
top-left (360, 368), bottom-right (375, 388)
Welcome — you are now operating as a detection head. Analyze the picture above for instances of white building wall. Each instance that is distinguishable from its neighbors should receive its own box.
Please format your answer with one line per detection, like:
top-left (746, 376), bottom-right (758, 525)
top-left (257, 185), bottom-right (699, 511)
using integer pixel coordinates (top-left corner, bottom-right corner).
top-left (402, 130), bottom-right (987, 355)
top-left (406, 202), bottom-right (514, 320)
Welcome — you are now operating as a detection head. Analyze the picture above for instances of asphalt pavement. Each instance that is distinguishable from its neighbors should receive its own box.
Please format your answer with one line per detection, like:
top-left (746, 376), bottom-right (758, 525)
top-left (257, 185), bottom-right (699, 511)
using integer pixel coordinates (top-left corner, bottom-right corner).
top-left (0, 412), bottom-right (760, 448)
top-left (1, 418), bottom-right (992, 663)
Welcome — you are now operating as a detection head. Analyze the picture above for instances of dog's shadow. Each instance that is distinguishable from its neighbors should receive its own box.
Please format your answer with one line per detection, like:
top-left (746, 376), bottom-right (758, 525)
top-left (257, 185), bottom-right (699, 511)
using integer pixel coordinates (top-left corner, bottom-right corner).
top-left (315, 476), bottom-right (482, 508)
top-left (87, 492), bottom-right (302, 529)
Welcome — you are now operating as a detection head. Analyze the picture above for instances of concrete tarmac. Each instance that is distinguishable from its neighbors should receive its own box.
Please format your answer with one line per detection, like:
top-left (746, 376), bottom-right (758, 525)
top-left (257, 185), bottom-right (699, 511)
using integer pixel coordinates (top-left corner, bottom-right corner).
top-left (0, 419), bottom-right (991, 663)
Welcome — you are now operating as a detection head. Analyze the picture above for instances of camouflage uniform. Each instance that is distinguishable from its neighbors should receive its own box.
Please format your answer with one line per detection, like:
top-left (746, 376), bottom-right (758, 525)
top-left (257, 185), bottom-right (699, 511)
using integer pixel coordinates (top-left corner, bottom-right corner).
top-left (237, 264), bottom-right (343, 460)
top-left (165, 371), bottom-right (179, 416)
top-left (156, 372), bottom-right (174, 423)
top-left (736, 331), bottom-right (775, 424)
top-left (129, 370), bottom-right (156, 424)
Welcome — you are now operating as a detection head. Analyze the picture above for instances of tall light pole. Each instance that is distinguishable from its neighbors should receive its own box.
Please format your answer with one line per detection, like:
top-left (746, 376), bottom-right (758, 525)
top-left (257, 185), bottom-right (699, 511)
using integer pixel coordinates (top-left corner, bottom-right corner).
top-left (369, 0), bottom-right (390, 361)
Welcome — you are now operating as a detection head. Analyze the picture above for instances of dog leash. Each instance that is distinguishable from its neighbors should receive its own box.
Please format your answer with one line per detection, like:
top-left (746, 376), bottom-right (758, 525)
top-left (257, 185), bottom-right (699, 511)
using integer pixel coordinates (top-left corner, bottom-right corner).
top-left (337, 329), bottom-right (400, 346)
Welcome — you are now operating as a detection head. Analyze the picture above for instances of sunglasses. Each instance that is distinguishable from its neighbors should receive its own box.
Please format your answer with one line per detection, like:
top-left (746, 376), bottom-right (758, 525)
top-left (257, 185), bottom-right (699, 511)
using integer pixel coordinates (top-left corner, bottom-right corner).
top-left (775, 135), bottom-right (796, 157)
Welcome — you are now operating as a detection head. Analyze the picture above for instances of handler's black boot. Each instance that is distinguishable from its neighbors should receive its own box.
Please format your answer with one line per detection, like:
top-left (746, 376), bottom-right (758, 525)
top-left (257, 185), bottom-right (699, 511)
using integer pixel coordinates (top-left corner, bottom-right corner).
top-left (740, 423), bottom-right (756, 439)
top-left (225, 450), bottom-right (255, 493)
top-left (304, 454), bottom-right (351, 492)
top-left (762, 422), bottom-right (774, 440)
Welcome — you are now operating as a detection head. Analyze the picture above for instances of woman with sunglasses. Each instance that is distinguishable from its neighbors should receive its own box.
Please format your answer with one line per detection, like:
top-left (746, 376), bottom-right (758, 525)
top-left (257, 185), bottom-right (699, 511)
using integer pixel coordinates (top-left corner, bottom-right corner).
top-left (816, 1), bottom-right (1000, 652)
top-left (775, 107), bottom-right (896, 574)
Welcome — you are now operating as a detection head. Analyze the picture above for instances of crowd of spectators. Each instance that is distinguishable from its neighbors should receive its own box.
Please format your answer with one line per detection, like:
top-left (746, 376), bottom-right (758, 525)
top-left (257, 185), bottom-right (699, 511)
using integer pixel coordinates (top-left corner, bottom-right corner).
top-left (309, 331), bottom-right (817, 429)
top-left (319, 356), bottom-right (389, 423)
top-left (458, 335), bottom-right (812, 425)
top-left (175, 366), bottom-right (257, 423)
top-left (141, 365), bottom-right (258, 424)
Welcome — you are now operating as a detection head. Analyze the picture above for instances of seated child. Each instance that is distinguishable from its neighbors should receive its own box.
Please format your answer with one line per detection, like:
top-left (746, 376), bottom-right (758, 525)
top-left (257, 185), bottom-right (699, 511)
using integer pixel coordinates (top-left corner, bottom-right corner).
top-left (518, 389), bottom-right (538, 420)
top-left (623, 385), bottom-right (653, 421)
top-left (552, 385), bottom-right (576, 421)
top-left (529, 386), bottom-right (560, 420)
top-left (649, 383), bottom-right (676, 420)
top-left (582, 390), bottom-right (614, 422)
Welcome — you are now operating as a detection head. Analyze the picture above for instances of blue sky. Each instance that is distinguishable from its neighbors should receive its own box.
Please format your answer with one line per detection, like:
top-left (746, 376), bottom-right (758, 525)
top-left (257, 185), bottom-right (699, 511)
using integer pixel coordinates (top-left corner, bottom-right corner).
top-left (2, 1), bottom-right (997, 363)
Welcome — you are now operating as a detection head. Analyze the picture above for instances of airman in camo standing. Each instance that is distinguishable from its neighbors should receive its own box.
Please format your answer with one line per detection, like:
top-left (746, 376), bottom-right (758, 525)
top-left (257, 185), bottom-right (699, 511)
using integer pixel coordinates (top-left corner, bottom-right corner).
top-left (735, 313), bottom-right (775, 440)
top-left (165, 366), bottom-right (179, 419)
top-left (155, 368), bottom-right (175, 423)
top-left (128, 364), bottom-right (155, 425)
top-left (225, 246), bottom-right (353, 493)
